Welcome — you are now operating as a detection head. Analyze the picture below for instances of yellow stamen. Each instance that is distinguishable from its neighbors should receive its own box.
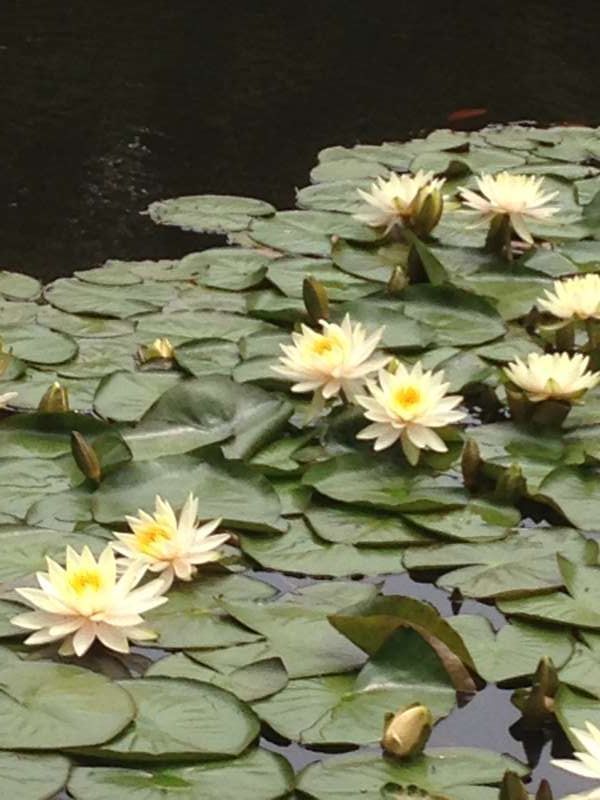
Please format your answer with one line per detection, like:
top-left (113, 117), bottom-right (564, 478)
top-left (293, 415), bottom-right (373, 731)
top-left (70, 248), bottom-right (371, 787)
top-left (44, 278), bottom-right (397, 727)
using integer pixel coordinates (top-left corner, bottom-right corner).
top-left (69, 570), bottom-right (102, 594)
top-left (312, 337), bottom-right (335, 356)
top-left (135, 524), bottom-right (172, 555)
top-left (393, 385), bottom-right (421, 410)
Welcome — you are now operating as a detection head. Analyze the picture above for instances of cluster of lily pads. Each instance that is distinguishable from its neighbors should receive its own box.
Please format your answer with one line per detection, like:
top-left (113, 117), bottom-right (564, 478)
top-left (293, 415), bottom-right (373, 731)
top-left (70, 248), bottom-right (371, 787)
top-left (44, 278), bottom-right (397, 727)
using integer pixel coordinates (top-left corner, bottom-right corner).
top-left (0, 123), bottom-right (600, 799)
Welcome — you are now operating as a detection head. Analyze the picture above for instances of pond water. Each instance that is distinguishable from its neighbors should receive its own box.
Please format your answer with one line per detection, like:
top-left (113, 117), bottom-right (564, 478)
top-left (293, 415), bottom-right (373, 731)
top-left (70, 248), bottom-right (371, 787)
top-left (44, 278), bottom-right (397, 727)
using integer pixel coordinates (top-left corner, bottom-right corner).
top-left (1, 4), bottom-right (598, 798)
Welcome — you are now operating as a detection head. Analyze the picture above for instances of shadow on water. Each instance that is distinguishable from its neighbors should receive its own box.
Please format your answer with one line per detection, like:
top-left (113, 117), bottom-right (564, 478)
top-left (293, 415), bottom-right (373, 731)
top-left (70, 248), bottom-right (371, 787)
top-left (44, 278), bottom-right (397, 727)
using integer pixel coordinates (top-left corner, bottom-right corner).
top-left (1, 2), bottom-right (598, 796)
top-left (0, 1), bottom-right (597, 280)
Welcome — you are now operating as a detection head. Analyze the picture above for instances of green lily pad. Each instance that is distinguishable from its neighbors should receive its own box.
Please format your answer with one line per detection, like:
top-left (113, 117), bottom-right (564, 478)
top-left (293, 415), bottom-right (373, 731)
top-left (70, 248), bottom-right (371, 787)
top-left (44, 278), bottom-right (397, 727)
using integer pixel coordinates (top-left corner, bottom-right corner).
top-left (68, 748), bottom-right (294, 800)
top-left (92, 453), bottom-right (284, 532)
top-left (147, 194), bottom-right (275, 234)
top-left (0, 660), bottom-right (135, 748)
top-left (0, 271), bottom-right (41, 301)
top-left (554, 684), bottom-right (600, 748)
top-left (536, 466), bottom-right (600, 529)
top-left (254, 628), bottom-right (456, 746)
top-left (267, 256), bottom-right (378, 301)
top-left (404, 500), bottom-right (519, 543)
top-left (0, 752), bottom-right (70, 800)
top-left (175, 339), bottom-right (240, 377)
top-left (559, 632), bottom-right (600, 697)
top-left (404, 528), bottom-right (593, 599)
top-left (448, 615), bottom-right (573, 683)
top-left (178, 248), bottom-right (270, 290)
top-left (147, 654), bottom-right (288, 702)
top-left (144, 573), bottom-right (277, 649)
top-left (44, 278), bottom-right (174, 318)
top-left (93, 371), bottom-right (182, 422)
top-left (304, 503), bottom-right (433, 546)
top-left (297, 748), bottom-right (527, 800)
top-left (0, 324), bottom-right (77, 365)
top-left (89, 677), bottom-right (259, 761)
top-left (221, 581), bottom-right (377, 678)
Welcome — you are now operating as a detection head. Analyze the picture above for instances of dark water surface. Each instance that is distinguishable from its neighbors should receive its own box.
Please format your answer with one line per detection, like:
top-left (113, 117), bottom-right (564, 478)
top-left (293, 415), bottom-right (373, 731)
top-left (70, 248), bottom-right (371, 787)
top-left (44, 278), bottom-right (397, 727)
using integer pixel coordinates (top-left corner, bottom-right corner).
top-left (1, 3), bottom-right (598, 796)
top-left (0, 1), bottom-right (597, 280)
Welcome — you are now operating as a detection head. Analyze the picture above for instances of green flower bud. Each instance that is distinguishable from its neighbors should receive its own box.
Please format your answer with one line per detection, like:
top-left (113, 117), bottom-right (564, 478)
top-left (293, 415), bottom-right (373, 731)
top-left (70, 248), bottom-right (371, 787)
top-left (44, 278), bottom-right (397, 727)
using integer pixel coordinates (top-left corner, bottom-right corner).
top-left (70, 431), bottom-right (102, 484)
top-left (461, 438), bottom-right (482, 492)
top-left (137, 337), bottom-right (175, 364)
top-left (535, 779), bottom-right (554, 800)
top-left (411, 187), bottom-right (444, 237)
top-left (387, 266), bottom-right (408, 295)
top-left (303, 276), bottom-right (330, 324)
top-left (499, 771), bottom-right (528, 800)
top-left (38, 381), bottom-right (70, 413)
top-left (381, 703), bottom-right (433, 759)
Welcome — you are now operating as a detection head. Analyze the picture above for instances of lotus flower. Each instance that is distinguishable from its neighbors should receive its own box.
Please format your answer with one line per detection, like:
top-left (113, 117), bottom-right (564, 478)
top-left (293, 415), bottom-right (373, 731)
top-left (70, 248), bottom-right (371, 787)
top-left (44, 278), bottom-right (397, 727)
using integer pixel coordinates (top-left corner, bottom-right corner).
top-left (0, 391), bottom-right (17, 408)
top-left (539, 274), bottom-right (600, 321)
top-left (356, 362), bottom-right (466, 465)
top-left (552, 721), bottom-right (600, 798)
top-left (504, 352), bottom-right (600, 402)
top-left (459, 172), bottom-right (559, 243)
top-left (12, 545), bottom-right (168, 657)
top-left (354, 170), bottom-right (445, 233)
top-left (272, 314), bottom-right (388, 415)
top-left (113, 494), bottom-right (228, 590)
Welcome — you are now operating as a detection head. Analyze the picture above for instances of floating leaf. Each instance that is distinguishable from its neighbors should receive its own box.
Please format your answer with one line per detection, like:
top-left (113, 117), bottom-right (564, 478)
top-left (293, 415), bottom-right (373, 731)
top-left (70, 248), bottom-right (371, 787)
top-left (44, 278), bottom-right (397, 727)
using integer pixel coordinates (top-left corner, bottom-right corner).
top-left (147, 194), bottom-right (275, 233)
top-left (0, 753), bottom-right (70, 800)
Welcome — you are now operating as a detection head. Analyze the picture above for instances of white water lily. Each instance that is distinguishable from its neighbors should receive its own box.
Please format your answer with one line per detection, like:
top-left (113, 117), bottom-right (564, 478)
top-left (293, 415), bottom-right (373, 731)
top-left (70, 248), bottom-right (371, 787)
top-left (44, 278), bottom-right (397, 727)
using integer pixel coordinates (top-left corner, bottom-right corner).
top-left (113, 494), bottom-right (228, 590)
top-left (552, 721), bottom-right (600, 798)
top-left (272, 314), bottom-right (388, 413)
top-left (504, 352), bottom-right (600, 403)
top-left (0, 391), bottom-right (17, 408)
top-left (459, 172), bottom-right (559, 243)
top-left (354, 170), bottom-right (445, 232)
top-left (356, 363), bottom-right (466, 465)
top-left (539, 274), bottom-right (600, 321)
top-left (12, 545), bottom-right (168, 657)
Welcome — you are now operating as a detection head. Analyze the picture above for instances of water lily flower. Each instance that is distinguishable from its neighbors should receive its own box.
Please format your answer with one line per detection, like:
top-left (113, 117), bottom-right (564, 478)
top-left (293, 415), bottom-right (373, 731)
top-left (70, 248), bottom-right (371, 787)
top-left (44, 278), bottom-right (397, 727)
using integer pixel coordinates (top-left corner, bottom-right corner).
top-left (354, 170), bottom-right (445, 233)
top-left (539, 274), bottom-right (600, 321)
top-left (137, 337), bottom-right (175, 363)
top-left (0, 391), bottom-right (17, 408)
top-left (11, 545), bottom-right (167, 657)
top-left (113, 494), bottom-right (228, 590)
top-left (459, 172), bottom-right (559, 243)
top-left (504, 352), bottom-right (600, 402)
top-left (272, 314), bottom-right (388, 415)
top-left (551, 721), bottom-right (600, 797)
top-left (356, 362), bottom-right (466, 465)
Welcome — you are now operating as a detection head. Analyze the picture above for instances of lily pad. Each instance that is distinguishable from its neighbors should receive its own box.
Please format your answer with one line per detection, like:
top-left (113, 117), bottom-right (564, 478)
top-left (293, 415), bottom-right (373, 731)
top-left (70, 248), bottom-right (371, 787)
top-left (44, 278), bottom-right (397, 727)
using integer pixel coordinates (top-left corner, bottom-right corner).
top-left (147, 194), bottom-right (275, 234)
top-left (0, 753), bottom-right (70, 800)
top-left (90, 677), bottom-right (259, 761)
top-left (0, 660), bottom-right (135, 748)
top-left (68, 748), bottom-right (294, 800)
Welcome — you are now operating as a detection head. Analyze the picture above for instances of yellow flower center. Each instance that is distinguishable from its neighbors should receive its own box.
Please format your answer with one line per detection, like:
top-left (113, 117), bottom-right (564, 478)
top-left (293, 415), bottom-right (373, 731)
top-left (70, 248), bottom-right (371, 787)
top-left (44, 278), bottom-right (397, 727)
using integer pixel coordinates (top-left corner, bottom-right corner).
top-left (312, 337), bottom-right (335, 356)
top-left (136, 524), bottom-right (172, 555)
top-left (392, 385), bottom-right (422, 411)
top-left (69, 569), bottom-right (102, 595)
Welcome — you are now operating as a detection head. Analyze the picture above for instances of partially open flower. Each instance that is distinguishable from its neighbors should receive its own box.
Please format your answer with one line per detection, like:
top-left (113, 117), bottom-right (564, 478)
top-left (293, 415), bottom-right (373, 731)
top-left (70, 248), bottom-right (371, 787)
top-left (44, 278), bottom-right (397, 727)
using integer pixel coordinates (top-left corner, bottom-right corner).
top-left (12, 545), bottom-right (167, 657)
top-left (0, 391), bottom-right (17, 409)
top-left (504, 352), bottom-right (600, 403)
top-left (539, 274), bottom-right (600, 321)
top-left (552, 721), bottom-right (600, 797)
top-left (354, 171), bottom-right (445, 234)
top-left (137, 337), bottom-right (175, 363)
top-left (113, 494), bottom-right (228, 590)
top-left (272, 314), bottom-right (388, 414)
top-left (459, 172), bottom-right (559, 244)
top-left (382, 703), bottom-right (433, 758)
top-left (356, 362), bottom-right (466, 465)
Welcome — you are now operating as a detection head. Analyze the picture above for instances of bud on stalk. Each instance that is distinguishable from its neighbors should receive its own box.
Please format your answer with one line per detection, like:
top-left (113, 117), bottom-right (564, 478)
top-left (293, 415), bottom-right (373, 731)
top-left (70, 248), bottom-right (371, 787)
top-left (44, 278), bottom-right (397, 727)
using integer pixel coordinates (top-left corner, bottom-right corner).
top-left (303, 277), bottom-right (330, 325)
top-left (38, 381), bottom-right (70, 413)
top-left (410, 187), bottom-right (444, 237)
top-left (499, 771), bottom-right (528, 800)
top-left (381, 703), bottom-right (433, 758)
top-left (71, 431), bottom-right (102, 484)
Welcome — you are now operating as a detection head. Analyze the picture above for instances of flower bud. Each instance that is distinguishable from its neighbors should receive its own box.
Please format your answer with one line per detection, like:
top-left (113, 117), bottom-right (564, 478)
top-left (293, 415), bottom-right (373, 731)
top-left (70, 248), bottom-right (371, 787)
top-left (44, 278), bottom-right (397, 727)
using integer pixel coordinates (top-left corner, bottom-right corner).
top-left (70, 431), bottom-right (102, 484)
top-left (387, 266), bottom-right (408, 295)
top-left (461, 438), bottom-right (482, 492)
top-left (535, 779), bottom-right (554, 800)
top-left (534, 656), bottom-right (559, 698)
top-left (137, 337), bottom-right (175, 364)
top-left (381, 703), bottom-right (433, 758)
top-left (494, 464), bottom-right (526, 504)
top-left (303, 277), bottom-right (330, 324)
top-left (38, 381), bottom-right (70, 413)
top-left (411, 187), bottom-right (444, 237)
top-left (499, 771), bottom-right (528, 800)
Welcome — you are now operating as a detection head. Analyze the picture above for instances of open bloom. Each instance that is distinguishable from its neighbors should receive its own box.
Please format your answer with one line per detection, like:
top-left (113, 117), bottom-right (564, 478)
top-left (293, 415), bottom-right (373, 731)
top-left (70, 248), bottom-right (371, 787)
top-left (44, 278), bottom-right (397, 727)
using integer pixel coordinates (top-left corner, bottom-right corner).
top-left (11, 545), bottom-right (167, 657)
top-left (0, 391), bottom-right (17, 408)
top-left (356, 363), bottom-right (466, 465)
top-left (113, 494), bottom-right (228, 590)
top-left (272, 314), bottom-right (388, 413)
top-left (551, 721), bottom-right (600, 798)
top-left (354, 170), bottom-right (445, 233)
top-left (539, 274), bottom-right (600, 321)
top-left (505, 352), bottom-right (600, 402)
top-left (459, 172), bottom-right (559, 243)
